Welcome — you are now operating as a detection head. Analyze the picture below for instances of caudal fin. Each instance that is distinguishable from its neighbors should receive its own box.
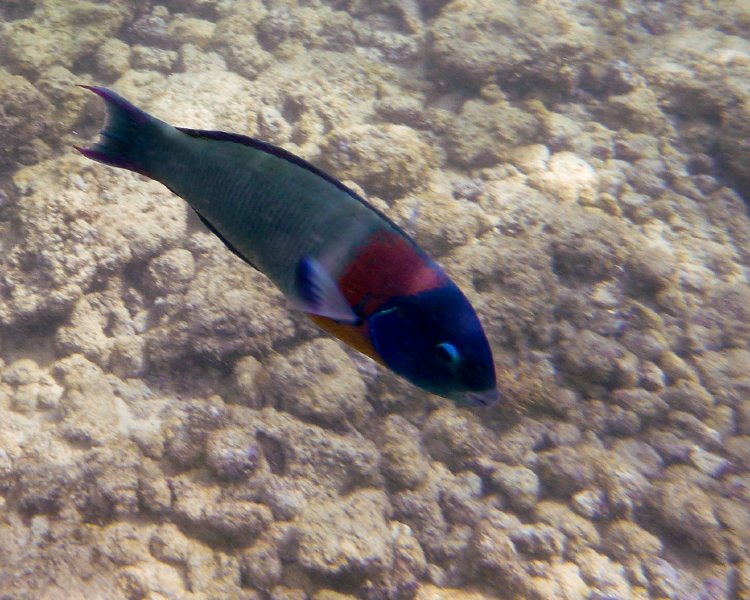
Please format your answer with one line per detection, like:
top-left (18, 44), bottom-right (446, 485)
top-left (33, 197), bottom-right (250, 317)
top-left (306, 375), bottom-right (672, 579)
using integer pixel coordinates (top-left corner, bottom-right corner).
top-left (74, 85), bottom-right (163, 176)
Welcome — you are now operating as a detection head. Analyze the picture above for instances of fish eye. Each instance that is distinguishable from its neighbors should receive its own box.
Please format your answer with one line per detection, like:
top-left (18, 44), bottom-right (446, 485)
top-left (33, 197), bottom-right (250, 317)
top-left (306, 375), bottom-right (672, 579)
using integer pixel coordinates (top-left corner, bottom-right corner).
top-left (435, 342), bottom-right (460, 366)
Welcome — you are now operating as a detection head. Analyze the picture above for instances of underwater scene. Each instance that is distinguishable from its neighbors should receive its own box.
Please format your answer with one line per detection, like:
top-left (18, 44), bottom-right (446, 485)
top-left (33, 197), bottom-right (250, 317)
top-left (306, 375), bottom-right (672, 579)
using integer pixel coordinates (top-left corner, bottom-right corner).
top-left (1, 0), bottom-right (749, 598)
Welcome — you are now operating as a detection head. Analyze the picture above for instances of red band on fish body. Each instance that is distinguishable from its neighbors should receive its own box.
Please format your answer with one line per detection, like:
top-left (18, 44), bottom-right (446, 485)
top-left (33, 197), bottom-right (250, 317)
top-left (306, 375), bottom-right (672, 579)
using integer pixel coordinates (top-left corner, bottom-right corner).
top-left (339, 230), bottom-right (447, 316)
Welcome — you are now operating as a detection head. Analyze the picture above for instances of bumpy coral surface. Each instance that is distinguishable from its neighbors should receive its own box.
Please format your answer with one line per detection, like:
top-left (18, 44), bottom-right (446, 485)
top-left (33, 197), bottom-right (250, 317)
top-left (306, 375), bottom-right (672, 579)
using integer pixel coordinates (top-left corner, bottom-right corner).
top-left (1, 0), bottom-right (749, 598)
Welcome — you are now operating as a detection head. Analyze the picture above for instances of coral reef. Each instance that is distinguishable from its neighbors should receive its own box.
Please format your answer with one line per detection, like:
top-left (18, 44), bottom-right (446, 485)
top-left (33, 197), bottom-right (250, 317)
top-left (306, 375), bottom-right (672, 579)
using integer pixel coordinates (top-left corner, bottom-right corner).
top-left (0, 0), bottom-right (749, 598)
top-left (428, 0), bottom-right (596, 91)
top-left (0, 69), bottom-right (54, 171)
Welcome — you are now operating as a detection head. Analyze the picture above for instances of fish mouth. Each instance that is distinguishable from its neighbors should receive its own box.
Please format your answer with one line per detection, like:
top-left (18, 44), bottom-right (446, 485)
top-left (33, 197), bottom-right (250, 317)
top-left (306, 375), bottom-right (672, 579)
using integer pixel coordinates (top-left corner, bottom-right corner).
top-left (463, 388), bottom-right (501, 408)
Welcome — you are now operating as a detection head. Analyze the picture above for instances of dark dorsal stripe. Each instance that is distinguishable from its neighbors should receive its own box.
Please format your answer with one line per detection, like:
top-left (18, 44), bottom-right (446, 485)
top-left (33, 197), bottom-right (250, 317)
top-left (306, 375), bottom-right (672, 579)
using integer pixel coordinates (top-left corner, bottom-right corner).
top-left (178, 127), bottom-right (361, 199)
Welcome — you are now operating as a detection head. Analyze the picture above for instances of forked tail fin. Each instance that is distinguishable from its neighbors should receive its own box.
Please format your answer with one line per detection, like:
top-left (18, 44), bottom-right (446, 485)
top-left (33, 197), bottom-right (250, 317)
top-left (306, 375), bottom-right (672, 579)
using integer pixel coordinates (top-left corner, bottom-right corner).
top-left (74, 85), bottom-right (164, 176)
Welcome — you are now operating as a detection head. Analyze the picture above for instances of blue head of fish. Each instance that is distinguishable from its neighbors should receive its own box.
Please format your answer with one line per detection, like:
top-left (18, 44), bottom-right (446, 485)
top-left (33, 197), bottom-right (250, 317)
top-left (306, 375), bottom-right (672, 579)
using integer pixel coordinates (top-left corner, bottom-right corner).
top-left (369, 284), bottom-right (498, 406)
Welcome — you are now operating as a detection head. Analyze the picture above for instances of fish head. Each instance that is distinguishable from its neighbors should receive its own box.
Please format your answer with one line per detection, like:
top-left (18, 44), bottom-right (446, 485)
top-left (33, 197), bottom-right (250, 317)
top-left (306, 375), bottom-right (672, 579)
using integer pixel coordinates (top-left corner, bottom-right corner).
top-left (368, 283), bottom-right (498, 407)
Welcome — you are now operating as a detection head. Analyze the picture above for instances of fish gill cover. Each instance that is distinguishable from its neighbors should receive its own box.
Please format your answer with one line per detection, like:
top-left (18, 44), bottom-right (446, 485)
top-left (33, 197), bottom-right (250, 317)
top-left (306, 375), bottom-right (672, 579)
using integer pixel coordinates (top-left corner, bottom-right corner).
top-left (0, 0), bottom-right (748, 598)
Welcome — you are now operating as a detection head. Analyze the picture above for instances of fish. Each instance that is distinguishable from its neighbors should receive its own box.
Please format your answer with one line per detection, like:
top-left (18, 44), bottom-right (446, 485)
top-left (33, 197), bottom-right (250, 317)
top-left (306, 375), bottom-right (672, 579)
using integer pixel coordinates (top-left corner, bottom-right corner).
top-left (75, 86), bottom-right (498, 407)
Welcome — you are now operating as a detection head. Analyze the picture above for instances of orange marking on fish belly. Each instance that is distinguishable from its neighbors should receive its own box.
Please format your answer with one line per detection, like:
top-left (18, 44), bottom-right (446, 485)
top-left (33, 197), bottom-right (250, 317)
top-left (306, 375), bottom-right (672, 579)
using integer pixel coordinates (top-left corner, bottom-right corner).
top-left (309, 315), bottom-right (385, 366)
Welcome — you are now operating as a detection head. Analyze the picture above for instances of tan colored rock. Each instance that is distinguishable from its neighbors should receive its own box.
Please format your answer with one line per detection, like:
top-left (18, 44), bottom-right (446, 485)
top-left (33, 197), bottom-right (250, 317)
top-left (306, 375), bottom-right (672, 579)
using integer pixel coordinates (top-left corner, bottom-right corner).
top-left (55, 295), bottom-right (112, 366)
top-left (471, 514), bottom-right (530, 595)
top-left (147, 522), bottom-right (244, 596)
top-left (144, 247), bottom-right (196, 296)
top-left (407, 186), bottom-right (492, 255)
top-left (57, 443), bottom-right (139, 524)
top-left (240, 537), bottom-right (282, 591)
top-left (130, 45), bottom-right (179, 73)
top-left (205, 427), bottom-right (260, 480)
top-left (510, 144), bottom-right (550, 174)
top-left (162, 396), bottom-right (231, 469)
top-left (391, 520), bottom-right (428, 577)
top-left (534, 151), bottom-right (599, 204)
top-left (138, 459), bottom-right (171, 514)
top-left (535, 501), bottom-right (601, 554)
top-left (604, 87), bottom-right (670, 133)
top-left (660, 351), bottom-right (700, 383)
top-left (259, 338), bottom-right (370, 429)
top-left (149, 523), bottom-right (194, 565)
top-left (1, 155), bottom-right (188, 328)
top-left (53, 354), bottom-right (122, 446)
top-left (429, 0), bottom-right (595, 89)
top-left (321, 124), bottom-right (437, 200)
top-left (391, 464), bottom-right (451, 559)
top-left (738, 560), bottom-right (750, 599)
top-left (575, 548), bottom-right (633, 599)
top-left (378, 415), bottom-right (430, 490)
top-left (642, 28), bottom-right (750, 191)
top-left (0, 69), bottom-right (53, 169)
top-left (294, 488), bottom-right (394, 580)
top-left (647, 476), bottom-right (726, 560)
top-left (490, 463), bottom-right (540, 512)
top-left (446, 226), bottom-right (556, 352)
top-left (96, 522), bottom-right (151, 567)
top-left (271, 586), bottom-right (307, 600)
top-left (527, 561), bottom-right (590, 600)
top-left (416, 584), bottom-right (502, 600)
top-left (3, 358), bottom-right (63, 414)
top-left (3, 0), bottom-right (134, 77)
top-left (445, 97), bottom-right (539, 168)
top-left (233, 355), bottom-right (263, 407)
top-left (244, 408), bottom-right (381, 511)
top-left (171, 476), bottom-right (273, 542)
top-left (145, 247), bottom-right (295, 366)
top-left (108, 334), bottom-right (147, 378)
top-left (422, 407), bottom-right (494, 468)
top-left (603, 521), bottom-right (662, 563)
top-left (12, 450), bottom-right (79, 516)
top-left (537, 444), bottom-right (600, 497)
top-left (37, 65), bottom-right (90, 140)
top-left (2, 358), bottom-right (43, 386)
top-left (168, 16), bottom-right (216, 48)
top-left (95, 38), bottom-right (131, 78)
top-left (213, 10), bottom-right (274, 80)
top-left (313, 590), bottom-right (358, 600)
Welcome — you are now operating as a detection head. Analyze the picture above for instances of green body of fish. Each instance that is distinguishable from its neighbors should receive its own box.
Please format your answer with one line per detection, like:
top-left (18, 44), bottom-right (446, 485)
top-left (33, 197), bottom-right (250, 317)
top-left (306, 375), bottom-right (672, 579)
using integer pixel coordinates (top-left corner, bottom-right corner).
top-left (147, 125), bottom-right (391, 297)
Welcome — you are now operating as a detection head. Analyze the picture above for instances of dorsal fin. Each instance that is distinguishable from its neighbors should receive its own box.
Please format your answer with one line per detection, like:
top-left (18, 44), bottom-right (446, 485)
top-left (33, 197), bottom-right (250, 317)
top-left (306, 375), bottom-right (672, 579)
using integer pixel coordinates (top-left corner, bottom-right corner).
top-left (177, 127), bottom-right (359, 198)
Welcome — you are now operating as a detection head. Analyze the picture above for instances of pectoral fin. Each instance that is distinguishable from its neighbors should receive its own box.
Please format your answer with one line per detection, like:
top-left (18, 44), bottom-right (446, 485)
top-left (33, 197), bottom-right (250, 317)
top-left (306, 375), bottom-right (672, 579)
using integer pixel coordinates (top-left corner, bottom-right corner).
top-left (291, 256), bottom-right (360, 324)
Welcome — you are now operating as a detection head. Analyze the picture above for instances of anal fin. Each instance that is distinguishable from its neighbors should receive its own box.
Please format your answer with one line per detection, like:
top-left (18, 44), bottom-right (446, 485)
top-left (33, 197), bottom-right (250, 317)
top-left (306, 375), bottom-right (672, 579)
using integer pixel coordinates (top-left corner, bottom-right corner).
top-left (192, 208), bottom-right (258, 270)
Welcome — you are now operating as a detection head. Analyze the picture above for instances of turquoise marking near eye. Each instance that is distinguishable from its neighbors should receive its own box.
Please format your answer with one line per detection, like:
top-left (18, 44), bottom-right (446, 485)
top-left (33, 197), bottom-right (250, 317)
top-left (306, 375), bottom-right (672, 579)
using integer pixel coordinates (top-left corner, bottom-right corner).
top-left (435, 342), bottom-right (460, 366)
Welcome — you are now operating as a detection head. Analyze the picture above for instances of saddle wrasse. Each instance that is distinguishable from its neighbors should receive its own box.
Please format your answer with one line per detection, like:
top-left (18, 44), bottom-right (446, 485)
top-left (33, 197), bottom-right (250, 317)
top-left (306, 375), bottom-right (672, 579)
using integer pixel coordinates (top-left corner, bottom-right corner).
top-left (76, 86), bottom-right (498, 406)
